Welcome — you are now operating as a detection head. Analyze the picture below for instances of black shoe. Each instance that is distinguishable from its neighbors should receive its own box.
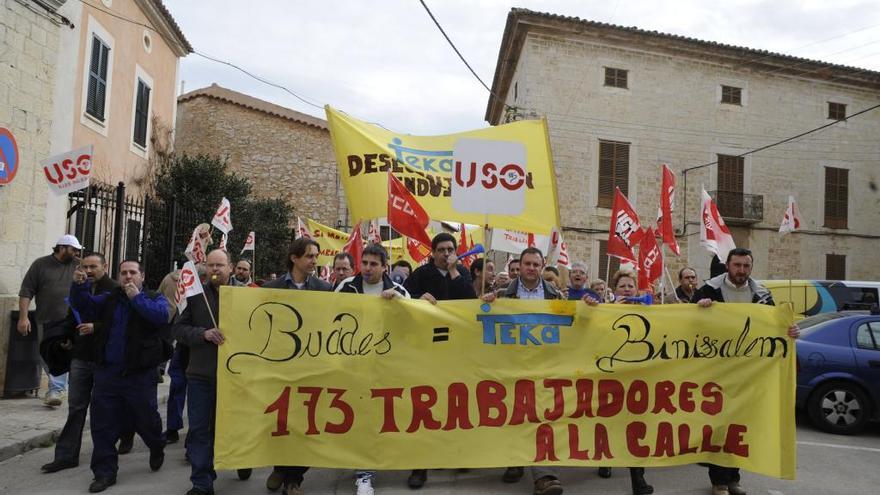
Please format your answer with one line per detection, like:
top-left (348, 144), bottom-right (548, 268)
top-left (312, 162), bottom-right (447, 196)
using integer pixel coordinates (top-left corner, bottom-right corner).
top-left (117, 436), bottom-right (134, 455)
top-left (502, 467), bottom-right (524, 483)
top-left (149, 448), bottom-right (165, 471)
top-left (89, 477), bottom-right (116, 493)
top-left (165, 430), bottom-right (180, 444)
top-left (265, 469), bottom-right (283, 491)
top-left (237, 468), bottom-right (252, 480)
top-left (41, 460), bottom-right (78, 473)
top-left (629, 467), bottom-right (654, 495)
top-left (598, 467), bottom-right (612, 478)
top-left (185, 488), bottom-right (211, 495)
top-left (408, 469), bottom-right (427, 489)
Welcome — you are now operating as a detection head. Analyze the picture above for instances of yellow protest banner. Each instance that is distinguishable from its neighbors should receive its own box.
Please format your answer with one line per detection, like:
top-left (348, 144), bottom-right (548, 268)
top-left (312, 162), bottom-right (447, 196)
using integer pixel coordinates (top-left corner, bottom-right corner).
top-left (326, 106), bottom-right (561, 234)
top-left (215, 289), bottom-right (795, 479)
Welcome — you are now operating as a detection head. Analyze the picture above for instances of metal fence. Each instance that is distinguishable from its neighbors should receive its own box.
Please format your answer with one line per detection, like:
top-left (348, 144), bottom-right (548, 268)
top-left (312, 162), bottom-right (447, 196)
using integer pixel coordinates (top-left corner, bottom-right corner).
top-left (66, 181), bottom-right (203, 288)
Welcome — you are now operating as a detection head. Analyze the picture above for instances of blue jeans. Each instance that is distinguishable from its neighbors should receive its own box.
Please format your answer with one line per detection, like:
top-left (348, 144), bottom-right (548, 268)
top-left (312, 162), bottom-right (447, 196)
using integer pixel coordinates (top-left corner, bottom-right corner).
top-left (166, 346), bottom-right (187, 432)
top-left (187, 378), bottom-right (216, 491)
top-left (89, 367), bottom-right (164, 479)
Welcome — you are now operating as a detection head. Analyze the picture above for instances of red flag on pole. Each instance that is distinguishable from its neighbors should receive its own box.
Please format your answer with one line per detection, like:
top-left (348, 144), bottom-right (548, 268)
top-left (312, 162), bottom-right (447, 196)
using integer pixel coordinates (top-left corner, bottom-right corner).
top-left (608, 188), bottom-right (643, 263)
top-left (700, 189), bottom-right (736, 261)
top-left (657, 164), bottom-right (681, 256)
top-left (342, 222), bottom-right (363, 274)
top-left (387, 173), bottom-right (432, 246)
top-left (638, 227), bottom-right (663, 291)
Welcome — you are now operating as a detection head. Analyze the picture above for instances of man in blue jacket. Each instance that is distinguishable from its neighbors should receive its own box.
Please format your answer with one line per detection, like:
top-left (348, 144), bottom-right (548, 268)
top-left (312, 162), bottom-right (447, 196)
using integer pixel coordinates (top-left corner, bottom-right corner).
top-left (70, 260), bottom-right (170, 493)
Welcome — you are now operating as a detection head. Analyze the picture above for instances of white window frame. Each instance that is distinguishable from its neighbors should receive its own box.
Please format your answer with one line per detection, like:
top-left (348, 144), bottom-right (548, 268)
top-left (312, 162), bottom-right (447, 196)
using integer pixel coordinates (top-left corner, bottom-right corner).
top-left (129, 64), bottom-right (154, 158)
top-left (80, 15), bottom-right (115, 137)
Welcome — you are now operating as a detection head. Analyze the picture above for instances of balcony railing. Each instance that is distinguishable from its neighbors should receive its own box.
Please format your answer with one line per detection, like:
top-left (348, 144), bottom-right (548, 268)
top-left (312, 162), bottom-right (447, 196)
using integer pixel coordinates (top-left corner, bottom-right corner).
top-left (709, 190), bottom-right (763, 224)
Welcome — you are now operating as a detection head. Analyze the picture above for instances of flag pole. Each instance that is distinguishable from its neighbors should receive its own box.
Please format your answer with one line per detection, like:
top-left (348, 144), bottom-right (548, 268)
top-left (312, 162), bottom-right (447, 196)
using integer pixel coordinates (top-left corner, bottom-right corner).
top-left (659, 244), bottom-right (666, 304)
top-left (201, 288), bottom-right (218, 329)
top-left (481, 216), bottom-right (489, 297)
top-left (664, 266), bottom-right (682, 302)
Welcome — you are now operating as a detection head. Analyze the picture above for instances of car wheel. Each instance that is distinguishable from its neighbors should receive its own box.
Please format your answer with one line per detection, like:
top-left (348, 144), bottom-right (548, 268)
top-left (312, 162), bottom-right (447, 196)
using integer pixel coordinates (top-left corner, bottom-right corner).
top-left (807, 381), bottom-right (872, 435)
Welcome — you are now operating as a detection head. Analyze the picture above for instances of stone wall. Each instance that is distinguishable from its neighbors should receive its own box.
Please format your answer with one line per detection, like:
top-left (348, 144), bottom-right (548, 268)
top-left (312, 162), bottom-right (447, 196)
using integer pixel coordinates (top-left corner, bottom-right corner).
top-left (507, 32), bottom-right (880, 282)
top-left (0, 0), bottom-right (62, 391)
top-left (174, 96), bottom-right (343, 228)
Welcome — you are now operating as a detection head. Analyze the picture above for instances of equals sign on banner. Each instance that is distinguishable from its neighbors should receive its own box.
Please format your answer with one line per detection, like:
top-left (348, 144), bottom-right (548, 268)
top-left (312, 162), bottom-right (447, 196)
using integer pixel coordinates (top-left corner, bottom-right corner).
top-left (432, 327), bottom-right (449, 343)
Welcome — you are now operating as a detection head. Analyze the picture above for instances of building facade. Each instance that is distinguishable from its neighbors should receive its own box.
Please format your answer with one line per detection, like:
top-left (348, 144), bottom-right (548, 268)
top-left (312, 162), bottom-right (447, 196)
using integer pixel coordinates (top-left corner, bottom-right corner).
top-left (175, 84), bottom-right (345, 228)
top-left (486, 8), bottom-right (880, 283)
top-left (0, 0), bottom-right (190, 390)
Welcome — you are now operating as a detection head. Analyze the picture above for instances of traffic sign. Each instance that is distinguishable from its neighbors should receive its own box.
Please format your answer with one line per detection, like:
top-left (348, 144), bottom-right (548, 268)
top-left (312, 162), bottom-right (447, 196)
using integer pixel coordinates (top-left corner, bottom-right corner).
top-left (0, 127), bottom-right (19, 185)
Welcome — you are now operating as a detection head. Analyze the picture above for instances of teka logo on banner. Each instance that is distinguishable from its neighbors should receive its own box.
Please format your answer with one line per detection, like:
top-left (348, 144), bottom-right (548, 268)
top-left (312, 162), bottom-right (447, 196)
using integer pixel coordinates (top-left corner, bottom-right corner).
top-left (451, 138), bottom-right (529, 215)
top-left (478, 313), bottom-right (575, 346)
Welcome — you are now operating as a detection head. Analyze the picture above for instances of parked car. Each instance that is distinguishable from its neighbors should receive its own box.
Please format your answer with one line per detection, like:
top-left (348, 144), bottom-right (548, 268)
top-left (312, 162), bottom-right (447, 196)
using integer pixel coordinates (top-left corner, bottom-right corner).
top-left (796, 312), bottom-right (880, 434)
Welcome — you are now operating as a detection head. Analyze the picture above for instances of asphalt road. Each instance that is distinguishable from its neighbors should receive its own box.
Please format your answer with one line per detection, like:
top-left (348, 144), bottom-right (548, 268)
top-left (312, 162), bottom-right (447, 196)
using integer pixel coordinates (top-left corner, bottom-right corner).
top-left (1, 413), bottom-right (878, 495)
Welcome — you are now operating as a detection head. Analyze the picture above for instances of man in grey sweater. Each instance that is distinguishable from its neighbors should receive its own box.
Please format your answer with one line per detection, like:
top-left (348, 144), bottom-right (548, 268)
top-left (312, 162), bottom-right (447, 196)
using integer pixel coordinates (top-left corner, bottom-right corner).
top-left (18, 234), bottom-right (82, 406)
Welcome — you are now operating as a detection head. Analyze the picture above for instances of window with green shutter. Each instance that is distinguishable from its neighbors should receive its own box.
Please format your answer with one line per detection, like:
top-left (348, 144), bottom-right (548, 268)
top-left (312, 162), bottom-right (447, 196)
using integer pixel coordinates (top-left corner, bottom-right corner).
top-left (86, 36), bottom-right (110, 121)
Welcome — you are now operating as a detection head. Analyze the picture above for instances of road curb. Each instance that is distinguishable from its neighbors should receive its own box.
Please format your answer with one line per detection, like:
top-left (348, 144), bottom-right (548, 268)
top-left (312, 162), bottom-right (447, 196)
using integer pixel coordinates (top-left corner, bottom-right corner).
top-left (0, 387), bottom-right (172, 463)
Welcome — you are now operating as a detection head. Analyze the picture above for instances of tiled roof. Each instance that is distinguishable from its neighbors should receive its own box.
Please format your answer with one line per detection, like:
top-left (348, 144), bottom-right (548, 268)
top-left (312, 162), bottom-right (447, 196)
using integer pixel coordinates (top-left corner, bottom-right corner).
top-left (151, 0), bottom-right (193, 53)
top-left (178, 84), bottom-right (328, 130)
top-left (486, 8), bottom-right (880, 122)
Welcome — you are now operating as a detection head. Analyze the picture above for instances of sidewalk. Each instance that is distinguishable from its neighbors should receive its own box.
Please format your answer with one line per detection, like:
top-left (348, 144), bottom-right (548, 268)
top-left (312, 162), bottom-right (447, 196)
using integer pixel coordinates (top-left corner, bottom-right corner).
top-left (0, 380), bottom-right (171, 462)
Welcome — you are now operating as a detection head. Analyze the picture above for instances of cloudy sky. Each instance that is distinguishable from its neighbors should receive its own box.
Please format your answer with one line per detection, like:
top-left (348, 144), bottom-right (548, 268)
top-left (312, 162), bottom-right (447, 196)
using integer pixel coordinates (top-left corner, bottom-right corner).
top-left (164, 0), bottom-right (880, 134)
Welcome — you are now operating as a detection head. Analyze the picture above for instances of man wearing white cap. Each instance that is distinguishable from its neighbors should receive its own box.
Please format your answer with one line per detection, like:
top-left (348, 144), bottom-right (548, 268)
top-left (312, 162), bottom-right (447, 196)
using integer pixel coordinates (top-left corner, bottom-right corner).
top-left (18, 234), bottom-right (83, 406)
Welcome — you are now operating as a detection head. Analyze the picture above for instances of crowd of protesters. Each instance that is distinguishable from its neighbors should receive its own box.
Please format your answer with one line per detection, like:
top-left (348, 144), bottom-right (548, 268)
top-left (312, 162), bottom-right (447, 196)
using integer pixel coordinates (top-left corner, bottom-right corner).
top-left (20, 231), bottom-right (798, 495)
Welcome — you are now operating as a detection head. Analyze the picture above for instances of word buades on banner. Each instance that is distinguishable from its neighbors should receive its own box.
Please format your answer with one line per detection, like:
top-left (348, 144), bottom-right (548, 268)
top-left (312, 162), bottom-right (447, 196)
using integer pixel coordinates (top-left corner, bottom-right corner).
top-left (326, 106), bottom-right (560, 234)
top-left (215, 290), bottom-right (796, 478)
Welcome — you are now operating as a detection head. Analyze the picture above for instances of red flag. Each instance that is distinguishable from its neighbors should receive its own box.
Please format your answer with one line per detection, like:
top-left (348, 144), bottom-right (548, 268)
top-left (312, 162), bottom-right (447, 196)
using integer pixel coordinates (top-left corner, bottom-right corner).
top-left (608, 188), bottom-right (643, 263)
top-left (342, 222), bottom-right (363, 274)
top-left (406, 237), bottom-right (431, 263)
top-left (657, 164), bottom-right (680, 256)
top-left (638, 227), bottom-right (662, 291)
top-left (456, 224), bottom-right (469, 255)
top-left (387, 174), bottom-right (432, 246)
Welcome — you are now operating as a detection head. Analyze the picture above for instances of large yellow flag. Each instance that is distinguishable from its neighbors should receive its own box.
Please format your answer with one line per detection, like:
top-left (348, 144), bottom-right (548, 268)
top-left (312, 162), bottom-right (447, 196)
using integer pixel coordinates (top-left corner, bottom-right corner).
top-left (326, 107), bottom-right (560, 234)
top-left (215, 289), bottom-right (796, 479)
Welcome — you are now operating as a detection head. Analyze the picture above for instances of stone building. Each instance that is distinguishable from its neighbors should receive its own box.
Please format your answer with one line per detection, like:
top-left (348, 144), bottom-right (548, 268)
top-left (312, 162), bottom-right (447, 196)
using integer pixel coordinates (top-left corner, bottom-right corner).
top-left (175, 83), bottom-right (345, 228)
top-left (486, 8), bottom-right (880, 282)
top-left (0, 0), bottom-right (190, 391)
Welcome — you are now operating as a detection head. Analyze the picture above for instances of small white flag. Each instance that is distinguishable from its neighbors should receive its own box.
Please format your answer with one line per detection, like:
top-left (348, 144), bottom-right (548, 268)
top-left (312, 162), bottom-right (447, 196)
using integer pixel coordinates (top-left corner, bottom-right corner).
top-left (295, 217), bottom-right (311, 239)
top-left (184, 224), bottom-right (210, 265)
top-left (367, 220), bottom-right (382, 244)
top-left (546, 227), bottom-right (570, 268)
top-left (211, 197), bottom-right (233, 234)
top-left (174, 261), bottom-right (204, 314)
top-left (700, 188), bottom-right (737, 262)
top-left (218, 233), bottom-right (228, 251)
top-left (241, 231), bottom-right (255, 254)
top-left (779, 195), bottom-right (802, 235)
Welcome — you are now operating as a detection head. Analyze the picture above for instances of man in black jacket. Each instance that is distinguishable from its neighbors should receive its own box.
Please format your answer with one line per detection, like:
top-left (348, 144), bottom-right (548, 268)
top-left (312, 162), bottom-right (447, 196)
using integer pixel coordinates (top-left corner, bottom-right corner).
top-left (172, 249), bottom-right (233, 495)
top-left (694, 248), bottom-right (798, 495)
top-left (41, 253), bottom-right (118, 474)
top-left (262, 238), bottom-right (332, 495)
top-left (404, 232), bottom-right (475, 303)
top-left (401, 232), bottom-right (474, 489)
top-left (70, 260), bottom-right (170, 493)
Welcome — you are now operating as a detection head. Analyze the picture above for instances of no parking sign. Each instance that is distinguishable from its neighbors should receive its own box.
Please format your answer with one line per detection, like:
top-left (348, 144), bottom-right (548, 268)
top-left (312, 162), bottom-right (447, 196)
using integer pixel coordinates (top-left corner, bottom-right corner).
top-left (0, 127), bottom-right (19, 186)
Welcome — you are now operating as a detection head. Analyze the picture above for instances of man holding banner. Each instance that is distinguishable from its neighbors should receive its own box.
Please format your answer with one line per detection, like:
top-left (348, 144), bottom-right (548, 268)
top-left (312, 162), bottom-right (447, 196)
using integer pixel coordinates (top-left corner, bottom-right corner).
top-left (262, 238), bottom-right (332, 494)
top-left (172, 250), bottom-right (234, 495)
top-left (694, 248), bottom-right (799, 495)
top-left (335, 243), bottom-right (409, 495)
